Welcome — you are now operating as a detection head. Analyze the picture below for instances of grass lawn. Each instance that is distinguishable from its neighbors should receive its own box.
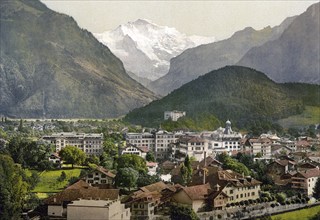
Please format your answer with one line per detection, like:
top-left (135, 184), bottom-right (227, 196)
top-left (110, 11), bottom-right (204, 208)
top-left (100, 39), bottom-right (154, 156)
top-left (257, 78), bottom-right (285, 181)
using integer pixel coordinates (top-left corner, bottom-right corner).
top-left (271, 205), bottom-right (320, 220)
top-left (32, 168), bottom-right (83, 193)
top-left (278, 106), bottom-right (320, 128)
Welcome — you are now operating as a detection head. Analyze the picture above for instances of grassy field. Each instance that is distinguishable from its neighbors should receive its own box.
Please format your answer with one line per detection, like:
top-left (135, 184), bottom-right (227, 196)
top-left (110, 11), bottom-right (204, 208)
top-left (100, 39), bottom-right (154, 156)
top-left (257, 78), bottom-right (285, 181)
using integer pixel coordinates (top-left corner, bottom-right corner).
top-left (32, 168), bottom-right (83, 193)
top-left (278, 106), bottom-right (320, 128)
top-left (271, 205), bottom-right (320, 220)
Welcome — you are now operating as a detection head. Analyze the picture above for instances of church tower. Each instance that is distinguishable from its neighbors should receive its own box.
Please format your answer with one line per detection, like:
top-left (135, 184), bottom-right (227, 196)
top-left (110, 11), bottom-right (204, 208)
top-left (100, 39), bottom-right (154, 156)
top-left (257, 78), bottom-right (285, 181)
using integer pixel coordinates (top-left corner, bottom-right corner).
top-left (224, 120), bottom-right (232, 134)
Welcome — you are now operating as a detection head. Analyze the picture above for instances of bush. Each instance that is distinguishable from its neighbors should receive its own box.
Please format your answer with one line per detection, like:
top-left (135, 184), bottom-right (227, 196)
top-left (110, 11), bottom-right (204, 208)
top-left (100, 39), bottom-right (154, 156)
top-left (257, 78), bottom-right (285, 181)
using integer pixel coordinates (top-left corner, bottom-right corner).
top-left (240, 201), bottom-right (244, 206)
top-left (271, 203), bottom-right (275, 208)
top-left (286, 201), bottom-right (291, 205)
top-left (57, 171), bottom-right (67, 182)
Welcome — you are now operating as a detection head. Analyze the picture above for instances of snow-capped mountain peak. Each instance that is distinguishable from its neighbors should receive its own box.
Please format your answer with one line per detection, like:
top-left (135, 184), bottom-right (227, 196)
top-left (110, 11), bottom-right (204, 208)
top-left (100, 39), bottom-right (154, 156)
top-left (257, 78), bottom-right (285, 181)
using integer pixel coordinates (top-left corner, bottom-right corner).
top-left (94, 19), bottom-right (215, 81)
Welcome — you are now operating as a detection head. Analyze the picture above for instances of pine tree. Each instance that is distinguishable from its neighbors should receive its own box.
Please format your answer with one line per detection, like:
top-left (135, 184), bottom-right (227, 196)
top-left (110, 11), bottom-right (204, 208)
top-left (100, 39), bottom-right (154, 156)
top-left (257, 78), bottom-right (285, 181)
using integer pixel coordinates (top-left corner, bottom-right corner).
top-left (313, 177), bottom-right (320, 199)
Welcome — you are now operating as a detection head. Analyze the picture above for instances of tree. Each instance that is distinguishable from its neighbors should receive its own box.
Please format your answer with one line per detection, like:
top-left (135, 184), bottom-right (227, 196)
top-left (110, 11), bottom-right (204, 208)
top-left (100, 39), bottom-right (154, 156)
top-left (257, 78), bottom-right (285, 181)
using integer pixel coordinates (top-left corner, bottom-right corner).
top-left (313, 177), bottom-right (320, 199)
top-left (137, 173), bottom-right (161, 187)
top-left (181, 155), bottom-right (193, 185)
top-left (115, 167), bottom-right (139, 191)
top-left (0, 155), bottom-right (29, 219)
top-left (146, 152), bottom-right (156, 162)
top-left (57, 171), bottom-right (67, 182)
top-left (276, 193), bottom-right (286, 204)
top-left (18, 119), bottom-right (23, 132)
top-left (59, 146), bottom-right (86, 168)
top-left (117, 154), bottom-right (147, 173)
top-left (103, 139), bottom-right (118, 157)
top-left (169, 203), bottom-right (199, 220)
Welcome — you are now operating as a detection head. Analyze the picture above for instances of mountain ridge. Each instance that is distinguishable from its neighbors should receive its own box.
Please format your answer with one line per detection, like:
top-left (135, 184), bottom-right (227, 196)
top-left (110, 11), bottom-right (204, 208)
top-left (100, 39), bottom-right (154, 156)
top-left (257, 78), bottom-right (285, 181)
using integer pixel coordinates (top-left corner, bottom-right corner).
top-left (0, 0), bottom-right (156, 118)
top-left (237, 2), bottom-right (320, 84)
top-left (125, 66), bottom-right (319, 129)
top-left (149, 16), bottom-right (296, 95)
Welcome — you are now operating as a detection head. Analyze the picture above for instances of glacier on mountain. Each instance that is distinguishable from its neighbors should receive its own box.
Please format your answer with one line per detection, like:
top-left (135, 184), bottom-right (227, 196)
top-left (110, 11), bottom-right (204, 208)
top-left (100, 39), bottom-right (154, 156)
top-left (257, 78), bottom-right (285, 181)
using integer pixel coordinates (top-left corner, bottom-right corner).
top-left (94, 19), bottom-right (215, 81)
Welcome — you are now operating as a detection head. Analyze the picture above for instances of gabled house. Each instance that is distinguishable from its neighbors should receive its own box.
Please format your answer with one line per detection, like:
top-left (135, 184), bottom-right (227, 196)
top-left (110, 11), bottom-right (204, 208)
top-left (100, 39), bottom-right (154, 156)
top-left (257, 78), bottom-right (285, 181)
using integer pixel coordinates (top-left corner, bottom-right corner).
top-left (48, 153), bottom-right (61, 165)
top-left (84, 166), bottom-right (115, 186)
top-left (124, 181), bottom-right (182, 220)
top-left (121, 144), bottom-right (148, 159)
top-left (267, 159), bottom-right (296, 176)
top-left (207, 184), bottom-right (229, 210)
top-left (172, 184), bottom-right (211, 212)
top-left (291, 167), bottom-right (320, 195)
top-left (44, 180), bottom-right (119, 217)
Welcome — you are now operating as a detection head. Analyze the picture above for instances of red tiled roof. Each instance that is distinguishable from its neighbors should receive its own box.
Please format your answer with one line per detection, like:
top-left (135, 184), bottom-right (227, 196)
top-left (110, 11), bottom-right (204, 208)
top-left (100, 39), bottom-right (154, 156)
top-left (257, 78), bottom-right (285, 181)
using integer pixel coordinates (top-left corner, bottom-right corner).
top-left (93, 166), bottom-right (116, 178)
top-left (296, 168), bottom-right (320, 179)
top-left (182, 184), bottom-right (211, 200)
top-left (45, 188), bottom-right (119, 205)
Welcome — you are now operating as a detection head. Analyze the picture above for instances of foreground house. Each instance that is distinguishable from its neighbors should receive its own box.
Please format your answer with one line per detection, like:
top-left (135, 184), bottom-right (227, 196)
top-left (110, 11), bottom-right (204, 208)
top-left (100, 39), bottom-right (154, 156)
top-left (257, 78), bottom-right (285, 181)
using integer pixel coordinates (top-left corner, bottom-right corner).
top-left (67, 199), bottom-right (130, 220)
top-left (291, 167), bottom-right (320, 195)
top-left (172, 184), bottom-right (211, 212)
top-left (124, 181), bottom-right (182, 220)
top-left (44, 180), bottom-right (119, 218)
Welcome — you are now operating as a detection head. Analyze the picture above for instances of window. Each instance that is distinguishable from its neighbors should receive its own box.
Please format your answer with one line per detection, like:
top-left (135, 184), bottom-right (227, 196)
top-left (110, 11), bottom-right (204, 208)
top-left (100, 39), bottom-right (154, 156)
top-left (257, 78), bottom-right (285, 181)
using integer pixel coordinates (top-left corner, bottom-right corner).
top-left (251, 192), bottom-right (255, 196)
top-left (101, 174), bottom-right (106, 178)
top-left (230, 190), bottom-right (233, 194)
top-left (88, 174), bottom-right (93, 178)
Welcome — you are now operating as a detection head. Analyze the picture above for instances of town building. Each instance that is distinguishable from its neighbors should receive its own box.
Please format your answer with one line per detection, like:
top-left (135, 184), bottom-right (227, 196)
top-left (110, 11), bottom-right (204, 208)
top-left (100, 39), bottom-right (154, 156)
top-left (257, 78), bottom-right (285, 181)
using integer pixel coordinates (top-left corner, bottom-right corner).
top-left (121, 144), bottom-right (148, 159)
top-left (244, 138), bottom-right (272, 160)
top-left (125, 130), bottom-right (182, 159)
top-left (164, 110), bottom-right (186, 121)
top-left (291, 167), bottom-right (320, 195)
top-left (67, 199), bottom-right (130, 220)
top-left (84, 166), bottom-right (115, 186)
top-left (171, 160), bottom-right (261, 204)
top-left (124, 181), bottom-right (182, 220)
top-left (201, 120), bottom-right (243, 156)
top-left (177, 135), bottom-right (211, 161)
top-left (44, 180), bottom-right (119, 218)
top-left (172, 184), bottom-right (211, 212)
top-left (42, 132), bottom-right (103, 155)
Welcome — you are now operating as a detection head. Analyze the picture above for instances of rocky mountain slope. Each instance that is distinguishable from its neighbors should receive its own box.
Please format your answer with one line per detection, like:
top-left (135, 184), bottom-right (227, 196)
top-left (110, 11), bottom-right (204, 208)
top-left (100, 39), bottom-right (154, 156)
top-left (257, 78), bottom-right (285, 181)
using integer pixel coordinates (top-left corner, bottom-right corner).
top-left (94, 19), bottom-right (215, 82)
top-left (125, 66), bottom-right (319, 128)
top-left (150, 16), bottom-right (295, 95)
top-left (238, 3), bottom-right (320, 84)
top-left (0, 0), bottom-right (156, 118)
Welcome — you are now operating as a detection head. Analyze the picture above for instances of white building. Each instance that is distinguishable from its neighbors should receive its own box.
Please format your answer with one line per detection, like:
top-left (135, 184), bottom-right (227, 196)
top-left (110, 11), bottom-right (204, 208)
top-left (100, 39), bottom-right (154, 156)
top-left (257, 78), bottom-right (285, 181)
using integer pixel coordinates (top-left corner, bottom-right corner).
top-left (201, 120), bottom-right (243, 156)
top-left (125, 130), bottom-right (182, 159)
top-left (42, 132), bottom-right (103, 155)
top-left (244, 138), bottom-right (272, 159)
top-left (121, 144), bottom-right (148, 159)
top-left (67, 199), bottom-right (131, 220)
top-left (164, 110), bottom-right (186, 121)
top-left (125, 132), bottom-right (155, 151)
top-left (177, 136), bottom-right (211, 161)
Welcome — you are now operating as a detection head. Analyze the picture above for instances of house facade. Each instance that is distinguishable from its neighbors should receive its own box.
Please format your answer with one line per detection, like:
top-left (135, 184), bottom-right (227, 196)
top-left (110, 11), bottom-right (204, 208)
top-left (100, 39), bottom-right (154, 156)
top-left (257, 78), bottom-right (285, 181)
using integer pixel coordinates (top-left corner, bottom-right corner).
top-left (67, 199), bottom-right (130, 220)
top-left (42, 132), bottom-right (103, 155)
top-left (84, 167), bottom-right (115, 185)
top-left (291, 168), bottom-right (320, 195)
top-left (121, 144), bottom-right (148, 159)
top-left (177, 136), bottom-right (210, 161)
top-left (125, 130), bottom-right (182, 159)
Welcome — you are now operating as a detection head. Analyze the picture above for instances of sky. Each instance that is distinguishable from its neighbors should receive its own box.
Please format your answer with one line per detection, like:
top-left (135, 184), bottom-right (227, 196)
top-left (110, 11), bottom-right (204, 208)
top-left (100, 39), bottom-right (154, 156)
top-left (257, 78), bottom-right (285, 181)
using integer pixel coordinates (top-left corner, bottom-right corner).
top-left (41, 0), bottom-right (318, 40)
